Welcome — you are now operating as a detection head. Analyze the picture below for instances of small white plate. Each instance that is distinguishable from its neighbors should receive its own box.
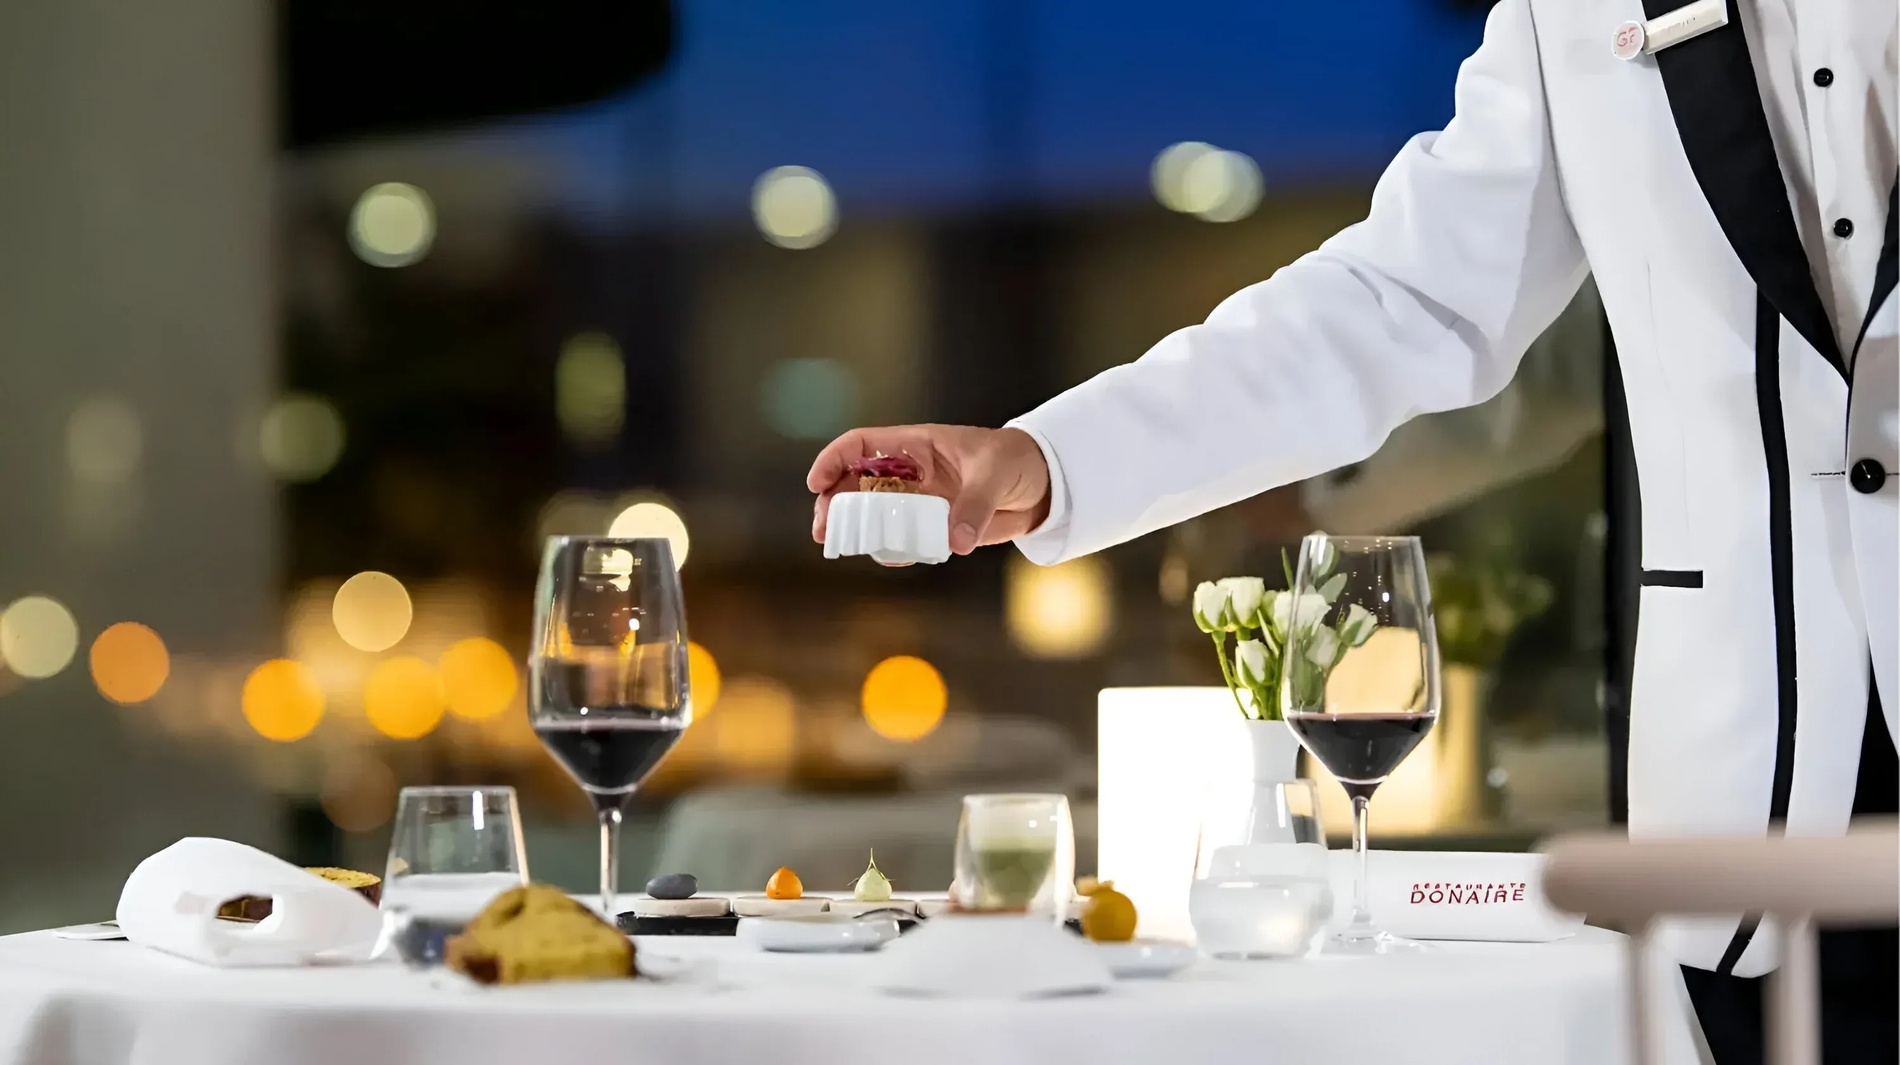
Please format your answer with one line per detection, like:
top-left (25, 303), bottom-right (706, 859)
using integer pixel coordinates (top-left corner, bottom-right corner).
top-left (1095, 940), bottom-right (1197, 978)
top-left (52, 921), bottom-right (127, 941)
top-left (737, 913), bottom-right (900, 953)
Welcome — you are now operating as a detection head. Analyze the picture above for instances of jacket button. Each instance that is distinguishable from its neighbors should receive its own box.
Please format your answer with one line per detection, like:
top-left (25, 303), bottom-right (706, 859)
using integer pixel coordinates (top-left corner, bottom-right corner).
top-left (1850, 459), bottom-right (1887, 494)
top-left (1834, 217), bottom-right (1855, 238)
top-left (1812, 68), bottom-right (1834, 87)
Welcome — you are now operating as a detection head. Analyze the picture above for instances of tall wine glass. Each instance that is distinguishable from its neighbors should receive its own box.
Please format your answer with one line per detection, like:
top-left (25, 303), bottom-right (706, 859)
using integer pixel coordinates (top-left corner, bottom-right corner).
top-left (530, 537), bottom-right (690, 918)
top-left (1278, 534), bottom-right (1439, 955)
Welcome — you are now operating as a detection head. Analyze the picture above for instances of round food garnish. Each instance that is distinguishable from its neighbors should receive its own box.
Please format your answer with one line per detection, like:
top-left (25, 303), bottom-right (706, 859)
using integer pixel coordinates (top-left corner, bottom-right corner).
top-left (646, 873), bottom-right (698, 900)
top-left (852, 851), bottom-right (892, 903)
top-left (848, 454), bottom-right (923, 482)
top-left (765, 866), bottom-right (804, 900)
top-left (1079, 881), bottom-right (1137, 942)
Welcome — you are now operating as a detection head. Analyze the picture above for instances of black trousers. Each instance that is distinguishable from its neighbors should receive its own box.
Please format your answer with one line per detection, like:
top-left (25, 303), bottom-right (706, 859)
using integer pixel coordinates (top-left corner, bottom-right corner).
top-left (1681, 689), bottom-right (1899, 1065)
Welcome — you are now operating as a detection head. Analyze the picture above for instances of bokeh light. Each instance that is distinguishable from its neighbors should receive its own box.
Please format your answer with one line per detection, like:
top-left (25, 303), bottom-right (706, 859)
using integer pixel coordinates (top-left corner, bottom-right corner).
top-left (0, 596), bottom-right (80, 679)
top-left (332, 571), bottom-right (413, 652)
top-left (555, 332), bottom-right (626, 448)
top-left (1152, 142), bottom-right (1264, 222)
top-left (711, 677), bottom-right (797, 772)
top-left (242, 659), bottom-right (324, 742)
top-left (320, 755), bottom-right (400, 833)
top-left (89, 622), bottom-right (170, 704)
top-left (1181, 148), bottom-right (1263, 222)
top-left (751, 166), bottom-right (838, 249)
top-left (534, 491), bottom-right (613, 548)
top-left (258, 394), bottom-right (346, 482)
top-left (688, 641), bottom-right (721, 715)
top-left (760, 357), bottom-right (859, 441)
top-left (364, 656), bottom-right (446, 740)
top-left (1158, 551), bottom-right (1190, 605)
top-left (438, 637), bottom-right (518, 721)
top-left (348, 182), bottom-right (435, 267)
top-left (1005, 554), bottom-right (1114, 659)
top-left (860, 655), bottom-right (948, 742)
top-left (1151, 141), bottom-right (1217, 212)
top-left (607, 501), bottom-right (690, 567)
top-left (66, 396), bottom-right (144, 485)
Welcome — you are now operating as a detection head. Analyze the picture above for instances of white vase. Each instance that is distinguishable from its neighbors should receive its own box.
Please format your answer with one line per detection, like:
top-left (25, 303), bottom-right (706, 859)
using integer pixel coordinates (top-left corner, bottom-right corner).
top-left (1240, 718), bottom-right (1304, 843)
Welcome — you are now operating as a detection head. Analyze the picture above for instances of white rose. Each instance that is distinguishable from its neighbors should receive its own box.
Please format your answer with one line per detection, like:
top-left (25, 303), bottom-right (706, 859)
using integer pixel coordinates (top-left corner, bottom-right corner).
top-left (1303, 625), bottom-right (1341, 668)
top-left (1234, 638), bottom-right (1270, 688)
top-left (1192, 581), bottom-right (1229, 633)
top-left (1273, 591), bottom-right (1330, 632)
top-left (1218, 577), bottom-right (1266, 630)
top-left (1340, 602), bottom-right (1378, 646)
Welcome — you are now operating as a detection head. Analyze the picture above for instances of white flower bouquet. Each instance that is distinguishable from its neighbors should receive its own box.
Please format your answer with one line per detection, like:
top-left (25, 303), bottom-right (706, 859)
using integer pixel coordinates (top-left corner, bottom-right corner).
top-left (1191, 538), bottom-right (1379, 721)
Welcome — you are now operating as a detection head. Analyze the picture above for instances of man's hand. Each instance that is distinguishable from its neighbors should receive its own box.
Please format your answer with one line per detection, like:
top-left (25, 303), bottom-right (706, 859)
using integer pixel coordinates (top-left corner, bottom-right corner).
top-left (807, 425), bottom-right (1052, 556)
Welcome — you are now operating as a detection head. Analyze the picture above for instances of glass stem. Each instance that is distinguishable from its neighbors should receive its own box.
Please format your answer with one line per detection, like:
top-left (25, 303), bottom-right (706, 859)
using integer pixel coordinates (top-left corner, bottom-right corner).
top-left (1350, 794), bottom-right (1373, 930)
top-left (598, 805), bottom-right (622, 917)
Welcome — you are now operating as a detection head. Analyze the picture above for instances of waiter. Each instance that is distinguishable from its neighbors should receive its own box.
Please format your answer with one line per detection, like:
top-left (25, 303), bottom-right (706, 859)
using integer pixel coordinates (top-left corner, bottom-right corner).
top-left (809, 0), bottom-right (1897, 1060)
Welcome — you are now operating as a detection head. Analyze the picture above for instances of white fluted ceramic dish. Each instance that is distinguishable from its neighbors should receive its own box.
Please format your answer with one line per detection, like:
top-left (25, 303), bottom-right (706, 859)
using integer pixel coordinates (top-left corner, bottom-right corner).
top-left (737, 913), bottom-right (900, 953)
top-left (823, 492), bottom-right (951, 565)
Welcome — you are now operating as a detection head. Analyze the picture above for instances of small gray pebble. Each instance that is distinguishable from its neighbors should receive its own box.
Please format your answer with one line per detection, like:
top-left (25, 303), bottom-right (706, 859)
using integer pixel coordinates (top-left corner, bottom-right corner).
top-left (646, 873), bottom-right (698, 900)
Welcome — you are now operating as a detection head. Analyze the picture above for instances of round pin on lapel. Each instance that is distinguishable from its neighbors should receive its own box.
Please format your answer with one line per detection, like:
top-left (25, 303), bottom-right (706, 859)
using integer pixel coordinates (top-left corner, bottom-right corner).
top-left (1611, 20), bottom-right (1646, 60)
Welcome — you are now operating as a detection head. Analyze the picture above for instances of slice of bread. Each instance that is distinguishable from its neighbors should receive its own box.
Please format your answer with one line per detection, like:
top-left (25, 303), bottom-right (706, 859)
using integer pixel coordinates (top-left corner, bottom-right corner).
top-left (216, 867), bottom-right (382, 922)
top-left (446, 884), bottom-right (635, 985)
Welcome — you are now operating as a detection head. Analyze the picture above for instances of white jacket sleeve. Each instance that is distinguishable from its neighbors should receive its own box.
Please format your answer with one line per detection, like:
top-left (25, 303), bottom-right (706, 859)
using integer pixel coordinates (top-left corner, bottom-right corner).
top-left (1008, 0), bottom-right (1587, 564)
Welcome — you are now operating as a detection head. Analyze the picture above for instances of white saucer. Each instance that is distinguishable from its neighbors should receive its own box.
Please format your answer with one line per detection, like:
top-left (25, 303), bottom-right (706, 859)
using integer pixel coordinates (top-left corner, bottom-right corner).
top-left (826, 899), bottom-right (918, 918)
top-left (737, 913), bottom-right (900, 953)
top-left (1094, 940), bottom-right (1197, 978)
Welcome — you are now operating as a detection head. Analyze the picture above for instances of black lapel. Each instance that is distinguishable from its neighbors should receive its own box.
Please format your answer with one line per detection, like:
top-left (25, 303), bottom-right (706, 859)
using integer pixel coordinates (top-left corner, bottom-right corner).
top-left (1716, 292), bottom-right (1801, 976)
top-left (1851, 181), bottom-right (1899, 364)
top-left (1642, 0), bottom-right (1846, 378)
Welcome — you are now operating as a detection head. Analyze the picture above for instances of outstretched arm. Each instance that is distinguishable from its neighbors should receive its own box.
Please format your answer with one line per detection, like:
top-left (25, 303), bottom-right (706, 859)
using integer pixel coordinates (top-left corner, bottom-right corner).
top-left (1009, 0), bottom-right (1587, 564)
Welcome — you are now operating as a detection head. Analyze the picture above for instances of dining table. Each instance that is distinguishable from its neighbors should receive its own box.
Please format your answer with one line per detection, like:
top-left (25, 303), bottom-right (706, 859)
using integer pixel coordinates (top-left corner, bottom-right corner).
top-left (0, 920), bottom-right (1708, 1065)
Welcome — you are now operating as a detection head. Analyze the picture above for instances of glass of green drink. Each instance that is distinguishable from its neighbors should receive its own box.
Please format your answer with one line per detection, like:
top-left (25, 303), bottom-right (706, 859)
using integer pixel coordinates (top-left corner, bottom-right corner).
top-left (953, 794), bottom-right (1074, 922)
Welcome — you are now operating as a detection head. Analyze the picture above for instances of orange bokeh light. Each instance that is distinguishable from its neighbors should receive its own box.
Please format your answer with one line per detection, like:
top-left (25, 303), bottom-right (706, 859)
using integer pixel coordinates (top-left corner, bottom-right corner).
top-left (364, 656), bottom-right (446, 740)
top-left (242, 659), bottom-right (324, 742)
top-left (320, 755), bottom-right (400, 833)
top-left (688, 641), bottom-right (721, 715)
top-left (438, 637), bottom-right (518, 720)
top-left (860, 655), bottom-right (947, 742)
top-left (89, 622), bottom-right (170, 704)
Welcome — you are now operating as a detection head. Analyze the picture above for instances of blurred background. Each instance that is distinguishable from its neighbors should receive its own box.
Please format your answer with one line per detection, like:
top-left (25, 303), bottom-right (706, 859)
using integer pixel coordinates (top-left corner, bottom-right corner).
top-left (0, 0), bottom-right (1620, 930)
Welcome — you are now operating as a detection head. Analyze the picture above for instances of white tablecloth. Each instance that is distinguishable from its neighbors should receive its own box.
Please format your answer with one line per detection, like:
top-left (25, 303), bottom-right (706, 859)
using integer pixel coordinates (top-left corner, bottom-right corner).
top-left (0, 927), bottom-right (1702, 1065)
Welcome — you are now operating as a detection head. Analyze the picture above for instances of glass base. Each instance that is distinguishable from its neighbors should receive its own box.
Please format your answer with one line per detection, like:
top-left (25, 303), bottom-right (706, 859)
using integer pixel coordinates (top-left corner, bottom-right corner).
top-left (1326, 926), bottom-right (1427, 956)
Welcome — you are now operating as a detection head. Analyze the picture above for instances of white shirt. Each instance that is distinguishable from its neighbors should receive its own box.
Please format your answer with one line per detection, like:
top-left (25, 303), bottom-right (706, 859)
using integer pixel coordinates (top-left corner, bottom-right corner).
top-left (1017, 0), bottom-right (1899, 538)
top-left (1743, 0), bottom-right (1897, 354)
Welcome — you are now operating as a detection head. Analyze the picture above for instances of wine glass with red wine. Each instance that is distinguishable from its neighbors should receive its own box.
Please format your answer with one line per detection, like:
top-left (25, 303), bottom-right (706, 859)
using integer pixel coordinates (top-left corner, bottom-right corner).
top-left (1278, 533), bottom-right (1439, 955)
top-left (530, 536), bottom-right (690, 918)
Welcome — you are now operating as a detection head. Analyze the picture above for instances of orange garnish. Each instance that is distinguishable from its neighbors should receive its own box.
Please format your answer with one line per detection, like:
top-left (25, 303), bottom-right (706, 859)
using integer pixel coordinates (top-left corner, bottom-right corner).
top-left (765, 866), bottom-right (803, 900)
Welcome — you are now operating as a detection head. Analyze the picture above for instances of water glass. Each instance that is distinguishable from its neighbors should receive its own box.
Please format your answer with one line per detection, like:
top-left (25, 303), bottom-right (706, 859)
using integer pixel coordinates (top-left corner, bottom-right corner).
top-left (379, 786), bottom-right (529, 965)
top-left (952, 794), bottom-right (1075, 922)
top-left (1190, 780), bottom-right (1333, 959)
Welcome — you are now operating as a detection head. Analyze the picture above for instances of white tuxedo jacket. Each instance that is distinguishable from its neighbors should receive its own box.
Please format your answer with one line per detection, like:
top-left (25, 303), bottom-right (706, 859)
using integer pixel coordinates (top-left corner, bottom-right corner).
top-left (1012, 0), bottom-right (1898, 976)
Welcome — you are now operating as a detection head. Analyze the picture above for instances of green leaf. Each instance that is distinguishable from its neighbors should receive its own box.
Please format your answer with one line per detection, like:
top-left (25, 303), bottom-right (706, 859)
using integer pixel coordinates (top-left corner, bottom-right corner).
top-left (1318, 572), bottom-right (1346, 603)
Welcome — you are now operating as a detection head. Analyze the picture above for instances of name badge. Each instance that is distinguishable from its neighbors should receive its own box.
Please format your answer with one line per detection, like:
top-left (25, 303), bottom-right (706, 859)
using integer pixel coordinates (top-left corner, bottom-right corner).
top-left (1611, 0), bottom-right (1728, 60)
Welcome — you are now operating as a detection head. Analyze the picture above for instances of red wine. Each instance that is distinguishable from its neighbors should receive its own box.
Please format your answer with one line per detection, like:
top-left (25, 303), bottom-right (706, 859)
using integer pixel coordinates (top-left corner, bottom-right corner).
top-left (533, 718), bottom-right (684, 811)
top-left (1286, 712), bottom-right (1437, 800)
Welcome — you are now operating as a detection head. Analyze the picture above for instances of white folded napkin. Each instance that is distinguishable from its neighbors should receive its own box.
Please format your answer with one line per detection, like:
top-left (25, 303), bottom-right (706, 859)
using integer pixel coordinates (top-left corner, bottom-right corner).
top-left (115, 837), bottom-right (383, 966)
top-left (1326, 849), bottom-right (1582, 942)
